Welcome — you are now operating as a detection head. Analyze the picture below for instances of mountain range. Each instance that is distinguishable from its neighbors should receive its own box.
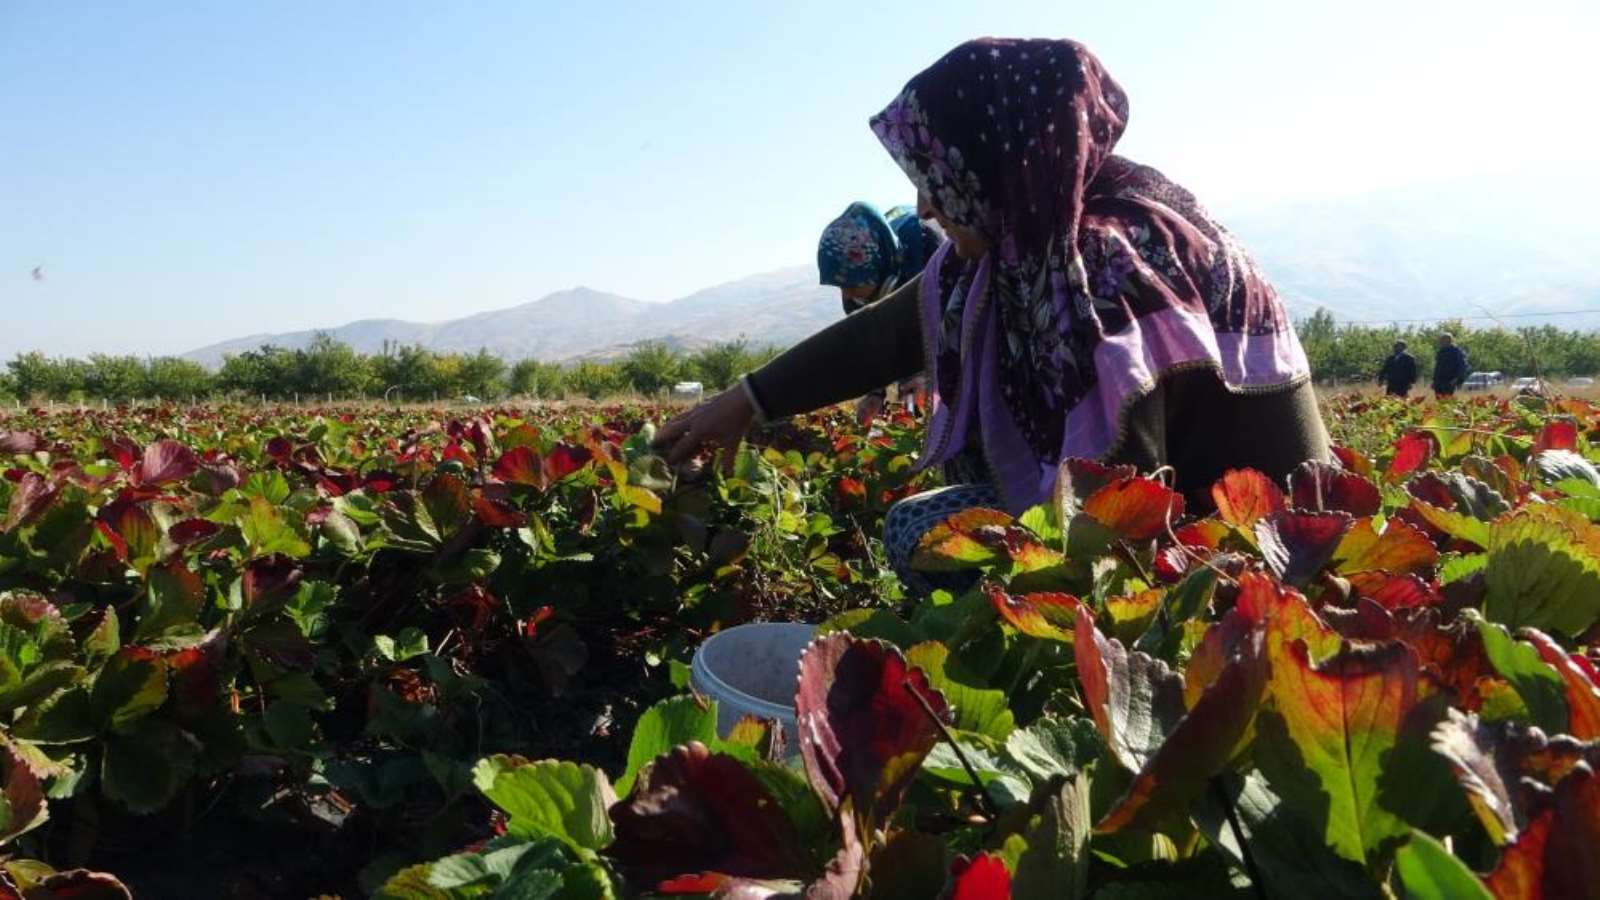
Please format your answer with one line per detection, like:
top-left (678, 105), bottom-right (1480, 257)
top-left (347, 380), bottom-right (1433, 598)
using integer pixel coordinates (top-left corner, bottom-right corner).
top-left (183, 171), bottom-right (1600, 367)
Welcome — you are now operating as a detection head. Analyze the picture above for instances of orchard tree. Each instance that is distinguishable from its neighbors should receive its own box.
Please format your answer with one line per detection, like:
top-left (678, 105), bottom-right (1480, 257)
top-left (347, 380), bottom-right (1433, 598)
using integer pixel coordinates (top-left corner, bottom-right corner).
top-left (619, 341), bottom-right (681, 396)
top-left (509, 358), bottom-right (565, 398)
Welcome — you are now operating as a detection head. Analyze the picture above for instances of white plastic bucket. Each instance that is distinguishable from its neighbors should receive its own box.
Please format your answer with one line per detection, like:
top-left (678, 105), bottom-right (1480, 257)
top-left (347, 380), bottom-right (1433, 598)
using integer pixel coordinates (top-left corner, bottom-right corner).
top-left (690, 622), bottom-right (817, 754)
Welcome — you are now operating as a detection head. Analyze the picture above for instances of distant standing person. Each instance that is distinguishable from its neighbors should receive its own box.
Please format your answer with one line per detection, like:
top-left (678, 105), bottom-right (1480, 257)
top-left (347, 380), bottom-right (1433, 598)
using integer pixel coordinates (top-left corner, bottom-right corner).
top-left (1378, 340), bottom-right (1418, 397)
top-left (1432, 333), bottom-right (1469, 397)
top-left (817, 202), bottom-right (943, 421)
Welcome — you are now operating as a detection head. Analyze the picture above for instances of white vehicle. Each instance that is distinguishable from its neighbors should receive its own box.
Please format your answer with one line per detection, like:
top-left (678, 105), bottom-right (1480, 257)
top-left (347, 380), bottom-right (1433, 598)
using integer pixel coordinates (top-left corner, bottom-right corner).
top-left (1510, 377), bottom-right (1545, 393)
top-left (1568, 377), bottom-right (1596, 387)
top-left (461, 394), bottom-right (482, 404)
top-left (671, 381), bottom-right (704, 402)
top-left (1462, 372), bottom-right (1504, 392)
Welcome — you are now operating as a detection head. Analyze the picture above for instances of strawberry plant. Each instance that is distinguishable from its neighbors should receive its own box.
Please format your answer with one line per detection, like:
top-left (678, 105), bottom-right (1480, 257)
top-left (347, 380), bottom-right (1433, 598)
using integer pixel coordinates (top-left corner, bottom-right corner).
top-left (3, 392), bottom-right (1600, 897)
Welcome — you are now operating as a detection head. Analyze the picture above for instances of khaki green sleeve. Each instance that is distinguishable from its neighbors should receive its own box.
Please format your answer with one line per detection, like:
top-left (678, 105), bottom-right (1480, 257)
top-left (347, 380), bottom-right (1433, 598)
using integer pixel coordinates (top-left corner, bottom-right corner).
top-left (745, 275), bottom-right (926, 419)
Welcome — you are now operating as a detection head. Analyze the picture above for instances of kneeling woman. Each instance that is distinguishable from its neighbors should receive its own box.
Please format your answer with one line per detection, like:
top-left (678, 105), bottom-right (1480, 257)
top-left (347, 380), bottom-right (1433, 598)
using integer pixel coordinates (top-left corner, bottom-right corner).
top-left (660, 38), bottom-right (1329, 590)
top-left (817, 202), bottom-right (941, 420)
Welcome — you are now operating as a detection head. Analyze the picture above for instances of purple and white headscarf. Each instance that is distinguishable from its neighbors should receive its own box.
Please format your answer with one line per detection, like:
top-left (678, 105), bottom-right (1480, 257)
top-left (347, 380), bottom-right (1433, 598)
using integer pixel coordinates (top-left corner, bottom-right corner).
top-left (870, 38), bottom-right (1309, 512)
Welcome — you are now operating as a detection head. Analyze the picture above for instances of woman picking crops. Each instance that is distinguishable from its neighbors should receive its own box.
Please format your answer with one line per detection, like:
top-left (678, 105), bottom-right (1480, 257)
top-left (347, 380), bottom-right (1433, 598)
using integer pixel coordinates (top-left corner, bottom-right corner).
top-left (817, 202), bottom-right (941, 421)
top-left (657, 37), bottom-right (1329, 588)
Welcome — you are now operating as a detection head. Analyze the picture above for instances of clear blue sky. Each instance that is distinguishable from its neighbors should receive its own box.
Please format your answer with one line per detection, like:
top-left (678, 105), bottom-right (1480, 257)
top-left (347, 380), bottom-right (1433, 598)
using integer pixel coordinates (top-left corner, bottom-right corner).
top-left (3, 0), bottom-right (1596, 358)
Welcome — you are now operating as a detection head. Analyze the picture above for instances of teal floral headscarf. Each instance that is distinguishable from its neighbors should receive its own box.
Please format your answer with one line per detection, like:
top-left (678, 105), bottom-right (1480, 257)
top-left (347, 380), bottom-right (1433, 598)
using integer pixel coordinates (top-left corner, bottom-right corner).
top-left (817, 202), bottom-right (933, 297)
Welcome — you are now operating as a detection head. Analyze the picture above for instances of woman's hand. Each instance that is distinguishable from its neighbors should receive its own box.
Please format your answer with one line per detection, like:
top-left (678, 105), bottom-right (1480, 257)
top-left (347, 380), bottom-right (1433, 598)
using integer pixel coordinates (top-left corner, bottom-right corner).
top-left (654, 386), bottom-right (756, 475)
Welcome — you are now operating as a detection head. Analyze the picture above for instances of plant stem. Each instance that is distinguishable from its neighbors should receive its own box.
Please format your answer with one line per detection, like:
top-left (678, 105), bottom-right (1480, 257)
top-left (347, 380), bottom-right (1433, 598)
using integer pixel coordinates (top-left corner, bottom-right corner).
top-left (907, 677), bottom-right (999, 822)
top-left (1211, 777), bottom-right (1267, 900)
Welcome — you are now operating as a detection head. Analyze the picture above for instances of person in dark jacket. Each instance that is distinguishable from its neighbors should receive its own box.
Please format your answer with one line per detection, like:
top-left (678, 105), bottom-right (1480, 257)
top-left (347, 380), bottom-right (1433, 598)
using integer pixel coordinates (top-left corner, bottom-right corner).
top-left (1432, 333), bottom-right (1469, 397)
top-left (1378, 341), bottom-right (1418, 396)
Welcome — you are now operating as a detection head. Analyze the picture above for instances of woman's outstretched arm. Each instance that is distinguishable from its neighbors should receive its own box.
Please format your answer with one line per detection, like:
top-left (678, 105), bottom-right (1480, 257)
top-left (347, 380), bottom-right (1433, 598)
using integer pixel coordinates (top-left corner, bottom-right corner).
top-left (745, 274), bottom-right (923, 417)
top-left (654, 274), bottom-right (924, 469)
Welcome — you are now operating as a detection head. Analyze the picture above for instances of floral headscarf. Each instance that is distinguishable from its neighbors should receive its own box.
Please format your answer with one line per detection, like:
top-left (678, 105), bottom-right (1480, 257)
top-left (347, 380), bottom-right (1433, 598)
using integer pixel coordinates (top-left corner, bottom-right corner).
top-left (870, 38), bottom-right (1309, 512)
top-left (817, 202), bottom-right (937, 300)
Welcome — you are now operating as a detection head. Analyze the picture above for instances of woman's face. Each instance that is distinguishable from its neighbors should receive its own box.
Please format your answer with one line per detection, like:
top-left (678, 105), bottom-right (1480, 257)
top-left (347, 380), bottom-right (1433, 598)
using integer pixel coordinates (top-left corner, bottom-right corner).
top-left (918, 191), bottom-right (990, 260)
top-left (840, 284), bottom-right (877, 304)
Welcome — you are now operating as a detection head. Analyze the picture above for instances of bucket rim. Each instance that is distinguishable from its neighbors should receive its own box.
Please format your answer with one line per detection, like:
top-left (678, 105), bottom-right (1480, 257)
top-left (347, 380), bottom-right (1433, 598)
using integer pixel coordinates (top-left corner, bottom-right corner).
top-left (690, 622), bottom-right (816, 723)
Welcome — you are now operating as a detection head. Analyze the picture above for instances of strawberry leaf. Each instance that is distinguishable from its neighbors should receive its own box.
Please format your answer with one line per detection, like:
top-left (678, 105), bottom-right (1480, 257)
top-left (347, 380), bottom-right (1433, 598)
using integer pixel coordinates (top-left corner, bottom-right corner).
top-left (1255, 510), bottom-right (1353, 587)
top-left (132, 439), bottom-right (199, 486)
top-left (1393, 831), bottom-right (1491, 900)
top-left (617, 695), bottom-right (719, 796)
top-left (1082, 477), bottom-right (1184, 542)
top-left (1212, 468), bottom-right (1286, 531)
top-left (1430, 707), bottom-right (1599, 846)
top-left (1289, 460), bottom-right (1381, 516)
top-left (1334, 517), bottom-right (1439, 576)
top-left (471, 755), bottom-right (616, 852)
top-left (609, 742), bottom-right (811, 884)
top-left (1256, 639), bottom-right (1421, 867)
top-left (986, 584), bottom-right (1082, 643)
top-left (794, 635), bottom-right (949, 829)
top-left (904, 641), bottom-right (1014, 741)
top-left (1484, 510), bottom-right (1600, 636)
top-left (1523, 628), bottom-right (1600, 740)
top-left (1073, 608), bottom-right (1184, 773)
top-left (1098, 628), bottom-right (1267, 833)
top-left (1473, 613), bottom-right (1569, 735)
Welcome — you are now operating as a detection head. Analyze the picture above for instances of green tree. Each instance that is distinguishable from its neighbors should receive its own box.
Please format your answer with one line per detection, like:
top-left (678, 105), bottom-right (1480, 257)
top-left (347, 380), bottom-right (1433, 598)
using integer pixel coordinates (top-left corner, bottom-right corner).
top-left (509, 358), bottom-right (565, 398)
top-left (293, 333), bottom-right (373, 397)
top-left (618, 341), bottom-right (681, 396)
top-left (83, 355), bottom-right (148, 402)
top-left (145, 357), bottom-right (215, 400)
top-left (7, 353), bottom-right (88, 401)
top-left (566, 360), bottom-right (623, 399)
top-left (456, 349), bottom-right (507, 399)
top-left (685, 340), bottom-right (761, 390)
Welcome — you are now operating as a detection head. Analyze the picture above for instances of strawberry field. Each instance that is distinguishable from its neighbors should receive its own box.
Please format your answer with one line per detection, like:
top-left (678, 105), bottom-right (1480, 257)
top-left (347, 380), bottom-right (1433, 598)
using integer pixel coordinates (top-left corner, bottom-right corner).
top-left (2, 393), bottom-right (1600, 899)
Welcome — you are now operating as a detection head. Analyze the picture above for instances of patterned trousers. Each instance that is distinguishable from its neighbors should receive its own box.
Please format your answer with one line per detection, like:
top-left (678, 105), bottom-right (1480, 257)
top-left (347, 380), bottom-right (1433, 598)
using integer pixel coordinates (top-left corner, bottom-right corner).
top-left (882, 482), bottom-right (1001, 596)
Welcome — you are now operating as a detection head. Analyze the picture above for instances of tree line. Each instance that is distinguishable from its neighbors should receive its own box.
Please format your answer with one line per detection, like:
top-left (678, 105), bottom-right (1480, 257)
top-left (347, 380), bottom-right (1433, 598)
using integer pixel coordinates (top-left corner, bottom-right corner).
top-left (1296, 310), bottom-right (1600, 385)
top-left (1, 334), bottom-right (781, 404)
top-left (7, 312), bottom-right (1600, 404)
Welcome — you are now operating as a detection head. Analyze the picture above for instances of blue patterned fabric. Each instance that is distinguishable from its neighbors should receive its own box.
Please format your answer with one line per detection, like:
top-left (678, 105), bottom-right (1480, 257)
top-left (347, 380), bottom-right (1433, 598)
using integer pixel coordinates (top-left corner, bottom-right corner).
top-left (818, 201), bottom-right (940, 296)
top-left (883, 482), bottom-right (1000, 595)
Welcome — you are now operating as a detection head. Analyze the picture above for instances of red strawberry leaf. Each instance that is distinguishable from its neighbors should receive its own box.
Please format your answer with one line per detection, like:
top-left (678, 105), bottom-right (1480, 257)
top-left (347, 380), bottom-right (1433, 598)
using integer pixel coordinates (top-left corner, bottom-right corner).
top-left (1431, 707), bottom-right (1600, 847)
top-left (1212, 469), bottom-right (1287, 531)
top-left (1346, 572), bottom-right (1443, 610)
top-left (1334, 517), bottom-right (1439, 576)
top-left (1534, 419), bottom-right (1579, 454)
top-left (609, 742), bottom-right (811, 886)
top-left (492, 446), bottom-right (545, 488)
top-left (794, 635), bottom-right (949, 829)
top-left (1255, 510), bottom-right (1354, 587)
top-left (1388, 432), bottom-right (1437, 479)
top-left (0, 431), bottom-right (42, 455)
top-left (543, 443), bottom-right (592, 484)
top-left (1055, 457), bottom-right (1137, 517)
top-left (132, 439), bottom-right (199, 486)
top-left (1289, 460), bottom-right (1382, 516)
top-left (986, 584), bottom-right (1083, 643)
top-left (1082, 477), bottom-right (1185, 542)
top-left (1484, 766), bottom-right (1600, 899)
top-left (2, 473), bottom-right (57, 533)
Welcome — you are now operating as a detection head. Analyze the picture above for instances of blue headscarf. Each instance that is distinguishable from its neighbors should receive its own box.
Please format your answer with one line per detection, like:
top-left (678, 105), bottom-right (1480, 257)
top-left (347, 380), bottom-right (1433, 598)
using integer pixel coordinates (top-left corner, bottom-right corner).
top-left (817, 202), bottom-right (936, 298)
